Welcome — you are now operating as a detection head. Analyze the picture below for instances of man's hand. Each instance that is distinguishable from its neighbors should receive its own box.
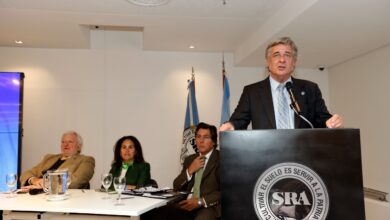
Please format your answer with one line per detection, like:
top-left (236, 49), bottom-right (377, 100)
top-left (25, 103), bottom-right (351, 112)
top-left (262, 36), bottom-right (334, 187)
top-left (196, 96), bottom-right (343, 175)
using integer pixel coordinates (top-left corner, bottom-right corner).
top-left (29, 177), bottom-right (44, 188)
top-left (326, 114), bottom-right (344, 128)
top-left (219, 122), bottom-right (235, 132)
top-left (20, 184), bottom-right (43, 192)
top-left (187, 155), bottom-right (205, 176)
top-left (179, 198), bottom-right (200, 211)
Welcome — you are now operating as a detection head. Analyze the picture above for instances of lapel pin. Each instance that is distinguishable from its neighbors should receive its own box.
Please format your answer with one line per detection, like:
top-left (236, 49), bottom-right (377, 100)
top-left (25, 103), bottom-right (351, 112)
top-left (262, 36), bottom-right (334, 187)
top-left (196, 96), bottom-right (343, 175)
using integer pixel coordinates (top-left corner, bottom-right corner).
top-left (301, 91), bottom-right (305, 96)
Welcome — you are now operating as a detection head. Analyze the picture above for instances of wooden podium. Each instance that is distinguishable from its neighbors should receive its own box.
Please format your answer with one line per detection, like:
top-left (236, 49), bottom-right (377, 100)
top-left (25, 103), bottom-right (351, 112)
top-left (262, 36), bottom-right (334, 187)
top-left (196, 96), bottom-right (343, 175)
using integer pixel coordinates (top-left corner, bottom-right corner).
top-left (220, 129), bottom-right (365, 220)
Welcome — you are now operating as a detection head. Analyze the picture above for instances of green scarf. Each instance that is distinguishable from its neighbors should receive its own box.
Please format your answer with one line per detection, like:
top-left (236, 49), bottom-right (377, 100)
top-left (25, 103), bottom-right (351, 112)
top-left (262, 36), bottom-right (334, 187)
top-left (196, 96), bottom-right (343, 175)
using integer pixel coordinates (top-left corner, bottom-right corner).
top-left (121, 161), bottom-right (134, 170)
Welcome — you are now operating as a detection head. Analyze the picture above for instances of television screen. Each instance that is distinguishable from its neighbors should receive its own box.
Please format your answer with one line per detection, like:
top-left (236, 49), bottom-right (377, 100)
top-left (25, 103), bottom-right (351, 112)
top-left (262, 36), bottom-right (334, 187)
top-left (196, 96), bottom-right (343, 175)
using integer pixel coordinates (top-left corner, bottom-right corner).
top-left (0, 72), bottom-right (24, 192)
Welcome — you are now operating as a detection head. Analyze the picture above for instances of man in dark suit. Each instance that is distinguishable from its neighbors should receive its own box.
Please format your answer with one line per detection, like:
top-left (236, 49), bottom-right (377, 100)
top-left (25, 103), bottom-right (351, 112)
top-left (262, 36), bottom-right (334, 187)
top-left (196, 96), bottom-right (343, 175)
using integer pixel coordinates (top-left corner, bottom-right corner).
top-left (220, 37), bottom-right (343, 131)
top-left (142, 122), bottom-right (220, 220)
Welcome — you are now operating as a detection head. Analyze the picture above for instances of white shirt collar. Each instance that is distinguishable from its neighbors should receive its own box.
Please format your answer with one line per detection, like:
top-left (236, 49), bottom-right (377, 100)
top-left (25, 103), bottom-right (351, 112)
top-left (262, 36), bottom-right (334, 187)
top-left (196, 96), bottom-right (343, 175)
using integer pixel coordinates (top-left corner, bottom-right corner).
top-left (269, 76), bottom-right (292, 91)
top-left (201, 149), bottom-right (214, 167)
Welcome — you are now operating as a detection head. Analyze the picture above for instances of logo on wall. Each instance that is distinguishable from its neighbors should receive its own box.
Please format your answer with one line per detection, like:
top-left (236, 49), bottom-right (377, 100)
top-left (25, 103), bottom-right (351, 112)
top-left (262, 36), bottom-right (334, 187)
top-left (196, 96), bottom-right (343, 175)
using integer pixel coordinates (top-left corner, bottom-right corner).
top-left (253, 162), bottom-right (329, 220)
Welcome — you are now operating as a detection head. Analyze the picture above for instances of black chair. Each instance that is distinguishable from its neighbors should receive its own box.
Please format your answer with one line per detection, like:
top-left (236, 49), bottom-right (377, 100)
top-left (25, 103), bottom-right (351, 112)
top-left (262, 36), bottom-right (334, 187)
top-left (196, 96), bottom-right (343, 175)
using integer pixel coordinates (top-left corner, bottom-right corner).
top-left (79, 182), bottom-right (90, 189)
top-left (147, 179), bottom-right (158, 188)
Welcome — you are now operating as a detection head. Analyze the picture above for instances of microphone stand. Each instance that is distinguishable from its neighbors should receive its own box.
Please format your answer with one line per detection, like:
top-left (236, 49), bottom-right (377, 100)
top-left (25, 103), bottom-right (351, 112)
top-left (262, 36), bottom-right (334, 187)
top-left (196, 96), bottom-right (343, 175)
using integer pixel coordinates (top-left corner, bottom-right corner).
top-left (289, 103), bottom-right (314, 129)
top-left (285, 82), bottom-right (314, 129)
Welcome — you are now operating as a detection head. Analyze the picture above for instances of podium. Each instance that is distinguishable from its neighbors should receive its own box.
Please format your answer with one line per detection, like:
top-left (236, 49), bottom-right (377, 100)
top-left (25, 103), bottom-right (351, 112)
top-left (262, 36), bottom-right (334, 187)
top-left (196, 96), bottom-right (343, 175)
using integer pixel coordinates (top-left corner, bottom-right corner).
top-left (220, 129), bottom-right (365, 220)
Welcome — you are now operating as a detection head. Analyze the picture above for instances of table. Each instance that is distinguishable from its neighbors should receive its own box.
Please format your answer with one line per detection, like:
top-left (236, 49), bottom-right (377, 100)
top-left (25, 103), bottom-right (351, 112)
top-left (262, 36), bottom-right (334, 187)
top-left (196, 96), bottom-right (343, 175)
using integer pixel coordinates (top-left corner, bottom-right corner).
top-left (0, 189), bottom-right (167, 218)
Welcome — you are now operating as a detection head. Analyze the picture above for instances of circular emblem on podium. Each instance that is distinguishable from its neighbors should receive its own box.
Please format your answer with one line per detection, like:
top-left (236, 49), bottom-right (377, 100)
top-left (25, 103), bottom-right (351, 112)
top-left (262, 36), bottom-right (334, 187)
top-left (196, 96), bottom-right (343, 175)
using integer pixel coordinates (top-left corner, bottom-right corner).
top-left (253, 162), bottom-right (329, 220)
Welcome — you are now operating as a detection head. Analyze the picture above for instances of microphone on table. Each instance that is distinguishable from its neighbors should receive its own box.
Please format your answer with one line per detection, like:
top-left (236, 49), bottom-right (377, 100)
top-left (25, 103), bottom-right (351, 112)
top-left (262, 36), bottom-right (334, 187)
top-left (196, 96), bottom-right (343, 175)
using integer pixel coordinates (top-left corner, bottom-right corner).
top-left (285, 82), bottom-right (314, 128)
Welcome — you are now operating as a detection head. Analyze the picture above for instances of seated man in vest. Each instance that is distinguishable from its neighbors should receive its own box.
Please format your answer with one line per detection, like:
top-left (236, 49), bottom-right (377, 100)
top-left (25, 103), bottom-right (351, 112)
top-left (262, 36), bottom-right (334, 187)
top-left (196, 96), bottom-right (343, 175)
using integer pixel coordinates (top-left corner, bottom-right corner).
top-left (20, 131), bottom-right (95, 190)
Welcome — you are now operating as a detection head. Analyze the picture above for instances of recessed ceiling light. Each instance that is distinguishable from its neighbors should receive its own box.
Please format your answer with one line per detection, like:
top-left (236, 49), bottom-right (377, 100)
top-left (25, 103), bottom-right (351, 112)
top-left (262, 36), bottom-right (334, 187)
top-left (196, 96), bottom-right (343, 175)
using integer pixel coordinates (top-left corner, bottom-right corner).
top-left (14, 40), bottom-right (23, 44)
top-left (189, 45), bottom-right (195, 49)
top-left (126, 0), bottom-right (169, 6)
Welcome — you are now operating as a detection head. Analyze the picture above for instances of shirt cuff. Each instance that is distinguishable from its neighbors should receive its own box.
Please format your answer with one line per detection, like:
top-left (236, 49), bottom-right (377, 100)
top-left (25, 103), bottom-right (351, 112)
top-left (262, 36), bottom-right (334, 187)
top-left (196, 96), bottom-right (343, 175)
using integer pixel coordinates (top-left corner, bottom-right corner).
top-left (186, 169), bottom-right (192, 181)
top-left (202, 197), bottom-right (207, 208)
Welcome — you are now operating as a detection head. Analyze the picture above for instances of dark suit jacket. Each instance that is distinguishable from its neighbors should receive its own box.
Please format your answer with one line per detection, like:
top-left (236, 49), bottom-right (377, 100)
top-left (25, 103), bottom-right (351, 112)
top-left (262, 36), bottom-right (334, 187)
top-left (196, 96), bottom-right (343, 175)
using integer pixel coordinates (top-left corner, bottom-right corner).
top-left (108, 162), bottom-right (151, 190)
top-left (230, 77), bottom-right (332, 129)
top-left (173, 150), bottom-right (221, 218)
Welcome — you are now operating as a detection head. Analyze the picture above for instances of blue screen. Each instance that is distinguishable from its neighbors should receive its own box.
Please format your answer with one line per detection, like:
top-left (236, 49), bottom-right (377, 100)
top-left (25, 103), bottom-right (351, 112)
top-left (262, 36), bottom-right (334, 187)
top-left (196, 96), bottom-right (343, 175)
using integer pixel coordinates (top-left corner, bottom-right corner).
top-left (0, 72), bottom-right (23, 192)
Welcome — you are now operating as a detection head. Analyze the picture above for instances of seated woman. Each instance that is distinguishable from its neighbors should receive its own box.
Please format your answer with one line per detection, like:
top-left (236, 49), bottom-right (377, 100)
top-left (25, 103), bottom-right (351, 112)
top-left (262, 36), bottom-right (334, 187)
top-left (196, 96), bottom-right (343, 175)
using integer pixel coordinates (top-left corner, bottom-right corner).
top-left (108, 136), bottom-right (151, 190)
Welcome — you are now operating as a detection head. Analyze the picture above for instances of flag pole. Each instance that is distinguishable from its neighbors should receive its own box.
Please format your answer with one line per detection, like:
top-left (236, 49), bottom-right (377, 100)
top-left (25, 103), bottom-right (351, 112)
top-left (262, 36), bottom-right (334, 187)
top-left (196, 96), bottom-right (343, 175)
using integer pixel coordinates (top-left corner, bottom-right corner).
top-left (191, 66), bottom-right (195, 81)
top-left (222, 53), bottom-right (226, 85)
top-left (188, 67), bottom-right (195, 125)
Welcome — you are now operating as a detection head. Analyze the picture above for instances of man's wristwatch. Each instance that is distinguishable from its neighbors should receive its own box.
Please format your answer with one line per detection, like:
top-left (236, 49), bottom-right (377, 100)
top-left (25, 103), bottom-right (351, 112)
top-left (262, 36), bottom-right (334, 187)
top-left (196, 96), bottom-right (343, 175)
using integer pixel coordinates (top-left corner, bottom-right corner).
top-left (198, 198), bottom-right (203, 207)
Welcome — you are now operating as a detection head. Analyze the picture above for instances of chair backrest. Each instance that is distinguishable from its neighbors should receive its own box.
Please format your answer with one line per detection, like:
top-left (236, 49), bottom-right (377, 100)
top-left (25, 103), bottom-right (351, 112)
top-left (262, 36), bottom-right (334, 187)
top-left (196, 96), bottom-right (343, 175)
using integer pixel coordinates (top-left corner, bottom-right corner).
top-left (148, 179), bottom-right (158, 188)
top-left (79, 182), bottom-right (90, 189)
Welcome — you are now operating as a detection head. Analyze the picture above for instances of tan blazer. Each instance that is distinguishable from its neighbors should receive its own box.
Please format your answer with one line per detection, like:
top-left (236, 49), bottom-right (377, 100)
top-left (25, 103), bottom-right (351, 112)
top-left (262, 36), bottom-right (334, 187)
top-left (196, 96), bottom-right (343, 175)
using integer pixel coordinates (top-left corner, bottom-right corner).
top-left (20, 154), bottom-right (95, 189)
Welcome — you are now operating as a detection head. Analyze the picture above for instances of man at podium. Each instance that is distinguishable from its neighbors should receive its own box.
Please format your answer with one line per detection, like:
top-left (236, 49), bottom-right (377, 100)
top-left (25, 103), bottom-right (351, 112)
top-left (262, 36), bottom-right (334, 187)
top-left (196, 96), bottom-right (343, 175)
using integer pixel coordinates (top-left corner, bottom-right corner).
top-left (220, 37), bottom-right (343, 131)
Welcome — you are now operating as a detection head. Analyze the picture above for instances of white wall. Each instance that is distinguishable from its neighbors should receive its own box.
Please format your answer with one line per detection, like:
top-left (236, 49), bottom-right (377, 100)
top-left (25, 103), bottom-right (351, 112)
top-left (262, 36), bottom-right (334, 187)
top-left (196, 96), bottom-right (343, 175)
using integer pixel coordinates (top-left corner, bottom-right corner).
top-left (0, 30), bottom-right (329, 189)
top-left (328, 44), bottom-right (390, 194)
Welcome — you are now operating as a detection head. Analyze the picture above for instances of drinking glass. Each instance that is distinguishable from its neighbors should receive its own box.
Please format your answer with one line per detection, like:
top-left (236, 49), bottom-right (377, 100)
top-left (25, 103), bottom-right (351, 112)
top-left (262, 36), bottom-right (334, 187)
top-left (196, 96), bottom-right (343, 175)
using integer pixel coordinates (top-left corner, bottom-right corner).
top-left (113, 176), bottom-right (126, 205)
top-left (6, 173), bottom-right (17, 198)
top-left (66, 172), bottom-right (72, 189)
top-left (101, 173), bottom-right (113, 199)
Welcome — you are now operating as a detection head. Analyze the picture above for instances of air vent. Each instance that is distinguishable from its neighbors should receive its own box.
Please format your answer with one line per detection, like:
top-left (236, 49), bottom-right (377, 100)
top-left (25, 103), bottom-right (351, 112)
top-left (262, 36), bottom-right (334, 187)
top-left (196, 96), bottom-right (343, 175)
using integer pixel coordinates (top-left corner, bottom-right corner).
top-left (126, 0), bottom-right (169, 7)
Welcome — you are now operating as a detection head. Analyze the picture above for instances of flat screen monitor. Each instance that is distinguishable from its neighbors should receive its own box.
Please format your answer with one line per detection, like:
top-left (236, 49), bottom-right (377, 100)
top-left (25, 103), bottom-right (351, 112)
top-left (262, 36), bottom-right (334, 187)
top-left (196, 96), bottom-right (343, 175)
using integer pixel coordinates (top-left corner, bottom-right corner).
top-left (0, 72), bottom-right (24, 192)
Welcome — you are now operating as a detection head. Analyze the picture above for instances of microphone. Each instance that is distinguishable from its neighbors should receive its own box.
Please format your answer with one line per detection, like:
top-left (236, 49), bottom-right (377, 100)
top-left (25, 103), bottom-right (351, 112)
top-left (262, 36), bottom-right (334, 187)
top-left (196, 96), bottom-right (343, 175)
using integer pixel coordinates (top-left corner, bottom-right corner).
top-left (285, 82), bottom-right (314, 128)
top-left (285, 82), bottom-right (301, 113)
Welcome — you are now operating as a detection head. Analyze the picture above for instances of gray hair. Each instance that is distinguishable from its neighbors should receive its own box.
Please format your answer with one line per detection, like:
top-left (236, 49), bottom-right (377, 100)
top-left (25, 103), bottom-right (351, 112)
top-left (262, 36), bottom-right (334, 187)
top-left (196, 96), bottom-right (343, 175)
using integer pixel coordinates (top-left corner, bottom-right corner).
top-left (62, 131), bottom-right (83, 152)
top-left (265, 37), bottom-right (298, 60)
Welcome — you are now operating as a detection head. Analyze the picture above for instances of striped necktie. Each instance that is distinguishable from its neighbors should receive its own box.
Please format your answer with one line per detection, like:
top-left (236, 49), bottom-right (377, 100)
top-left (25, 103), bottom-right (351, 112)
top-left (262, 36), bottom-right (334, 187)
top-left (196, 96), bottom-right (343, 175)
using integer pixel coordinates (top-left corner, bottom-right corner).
top-left (276, 84), bottom-right (290, 129)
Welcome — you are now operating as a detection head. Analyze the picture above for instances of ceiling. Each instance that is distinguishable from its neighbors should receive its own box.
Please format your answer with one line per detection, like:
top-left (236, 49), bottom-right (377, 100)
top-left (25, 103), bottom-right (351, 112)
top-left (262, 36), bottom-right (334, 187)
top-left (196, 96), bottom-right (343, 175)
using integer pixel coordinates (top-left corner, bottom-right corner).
top-left (1, 0), bottom-right (389, 68)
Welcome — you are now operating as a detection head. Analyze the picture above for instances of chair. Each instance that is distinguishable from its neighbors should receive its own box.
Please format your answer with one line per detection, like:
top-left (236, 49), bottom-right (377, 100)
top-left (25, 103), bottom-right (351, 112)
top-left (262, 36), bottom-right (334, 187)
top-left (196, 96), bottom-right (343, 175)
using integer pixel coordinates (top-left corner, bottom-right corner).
top-left (147, 179), bottom-right (158, 188)
top-left (79, 182), bottom-right (90, 189)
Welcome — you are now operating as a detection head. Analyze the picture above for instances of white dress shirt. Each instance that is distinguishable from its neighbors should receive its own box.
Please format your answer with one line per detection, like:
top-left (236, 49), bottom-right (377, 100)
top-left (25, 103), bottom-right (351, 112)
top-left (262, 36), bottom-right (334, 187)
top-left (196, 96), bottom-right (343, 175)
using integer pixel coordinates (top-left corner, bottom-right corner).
top-left (269, 76), bottom-right (295, 129)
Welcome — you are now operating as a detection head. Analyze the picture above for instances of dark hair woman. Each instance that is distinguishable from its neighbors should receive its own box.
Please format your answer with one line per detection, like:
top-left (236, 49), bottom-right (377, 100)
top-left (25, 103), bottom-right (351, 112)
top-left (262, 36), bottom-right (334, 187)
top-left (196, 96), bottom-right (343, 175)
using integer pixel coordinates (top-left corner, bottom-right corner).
top-left (108, 136), bottom-right (151, 190)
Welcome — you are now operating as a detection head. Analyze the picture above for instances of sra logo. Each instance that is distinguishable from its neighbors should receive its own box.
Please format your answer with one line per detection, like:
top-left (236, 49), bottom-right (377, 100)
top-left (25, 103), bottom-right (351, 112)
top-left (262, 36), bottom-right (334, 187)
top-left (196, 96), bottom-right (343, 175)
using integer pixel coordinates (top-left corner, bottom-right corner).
top-left (271, 191), bottom-right (311, 206)
top-left (253, 163), bottom-right (329, 220)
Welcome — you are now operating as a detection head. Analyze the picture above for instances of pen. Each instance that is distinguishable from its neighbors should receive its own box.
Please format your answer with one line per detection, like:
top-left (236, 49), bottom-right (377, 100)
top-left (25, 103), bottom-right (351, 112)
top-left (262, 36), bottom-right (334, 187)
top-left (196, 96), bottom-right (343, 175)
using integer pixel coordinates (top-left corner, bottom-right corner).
top-left (118, 196), bottom-right (134, 200)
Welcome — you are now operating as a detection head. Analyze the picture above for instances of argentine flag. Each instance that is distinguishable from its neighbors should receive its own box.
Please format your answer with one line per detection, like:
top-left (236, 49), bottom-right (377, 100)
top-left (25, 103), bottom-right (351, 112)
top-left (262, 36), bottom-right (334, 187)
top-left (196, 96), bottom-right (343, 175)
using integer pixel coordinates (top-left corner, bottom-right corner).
top-left (220, 73), bottom-right (230, 125)
top-left (180, 78), bottom-right (199, 164)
